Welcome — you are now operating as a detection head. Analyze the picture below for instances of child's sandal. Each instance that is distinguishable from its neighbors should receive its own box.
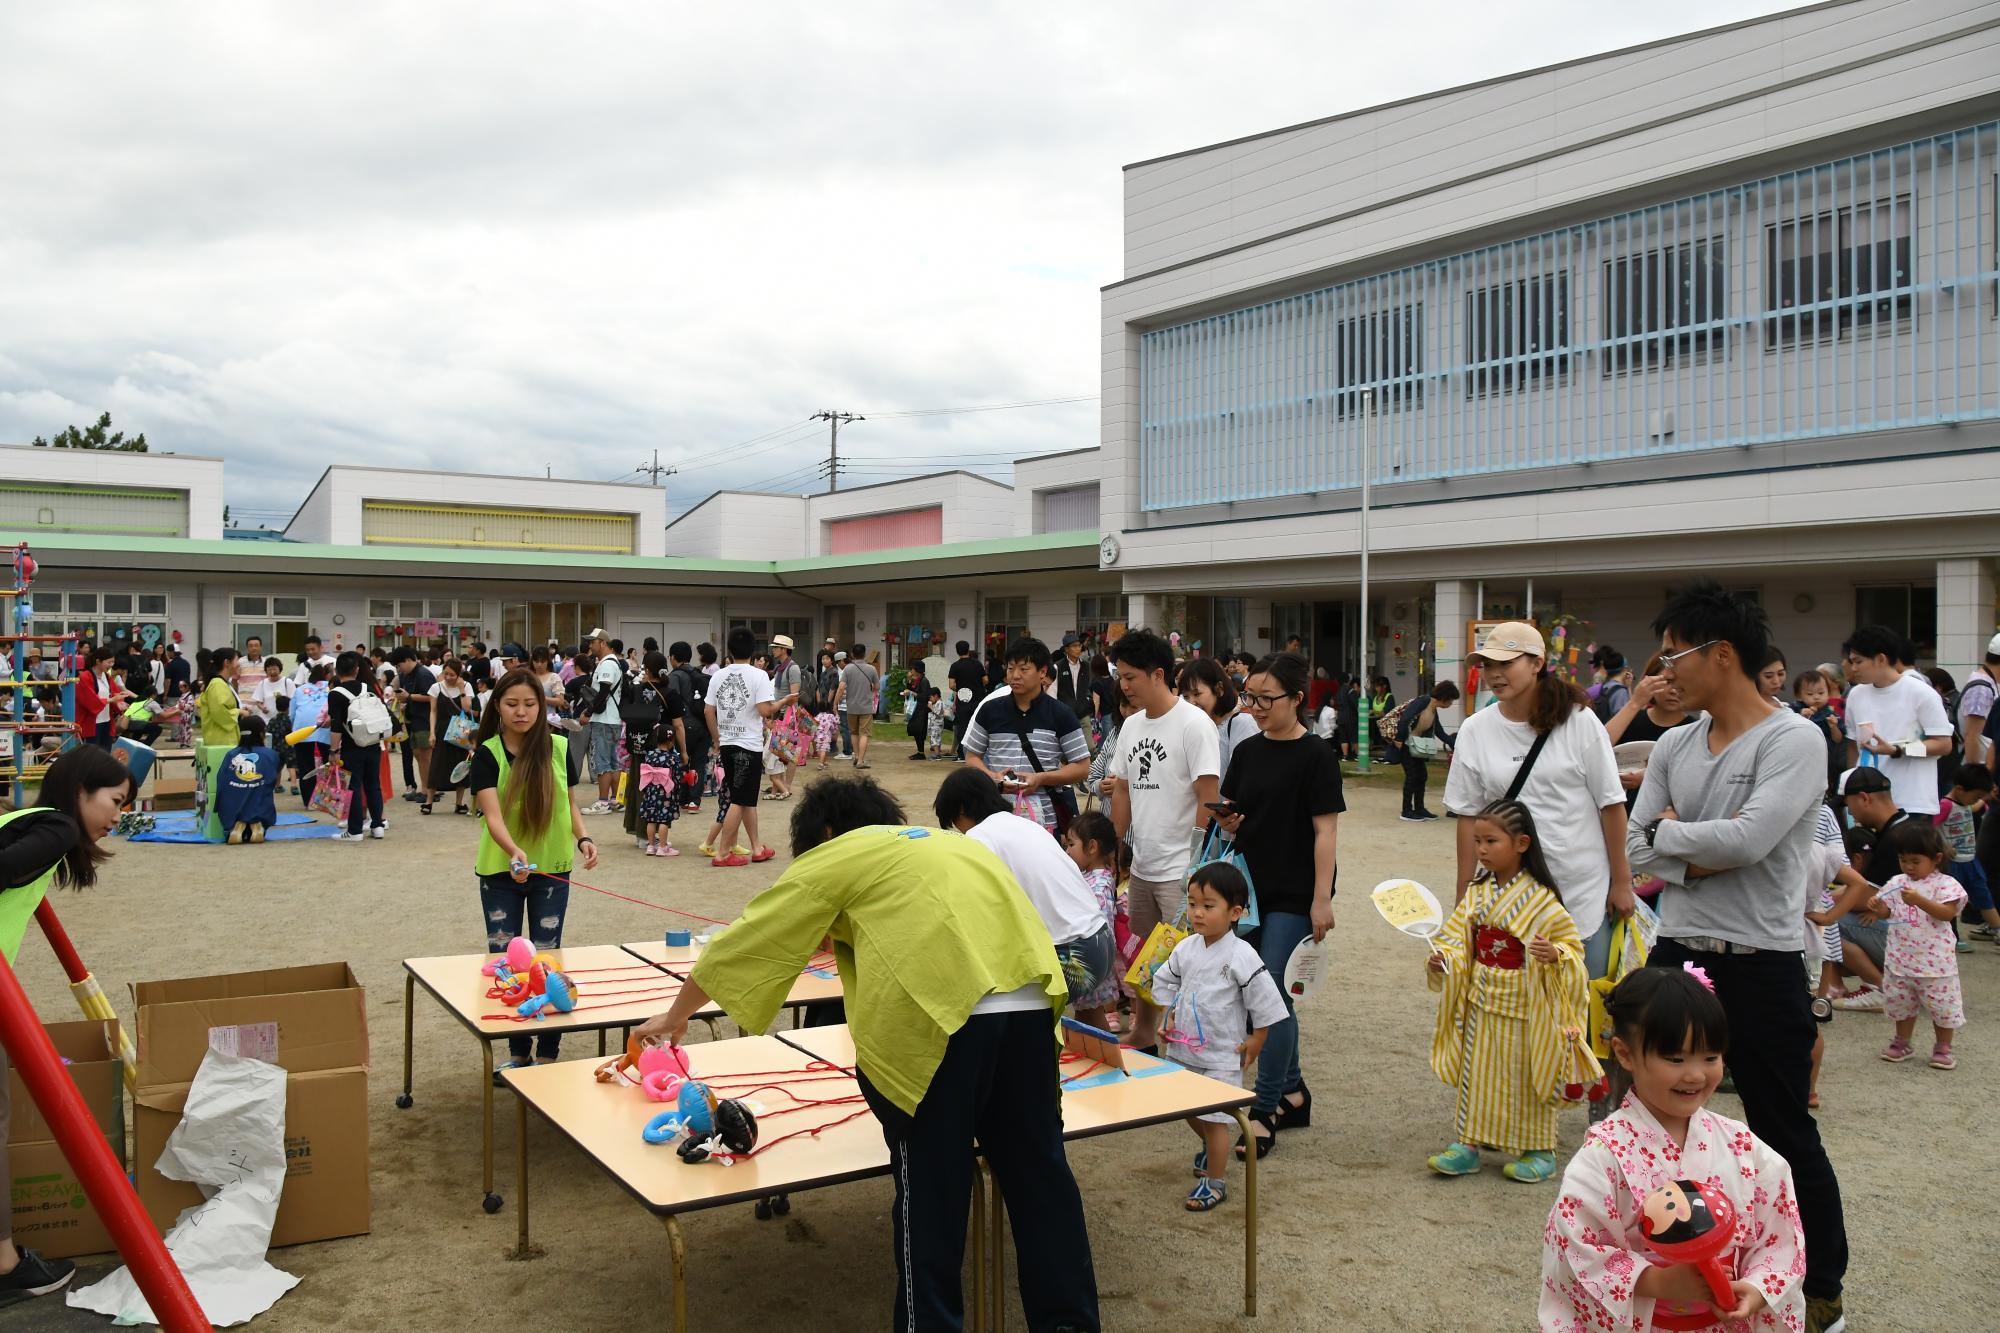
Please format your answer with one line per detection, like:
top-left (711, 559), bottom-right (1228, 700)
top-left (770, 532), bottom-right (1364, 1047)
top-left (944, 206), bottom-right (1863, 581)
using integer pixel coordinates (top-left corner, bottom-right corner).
top-left (1184, 1177), bottom-right (1227, 1211)
top-left (1929, 1045), bottom-right (1956, 1070)
top-left (420, 803), bottom-right (434, 815)
top-left (1192, 1149), bottom-right (1207, 1177)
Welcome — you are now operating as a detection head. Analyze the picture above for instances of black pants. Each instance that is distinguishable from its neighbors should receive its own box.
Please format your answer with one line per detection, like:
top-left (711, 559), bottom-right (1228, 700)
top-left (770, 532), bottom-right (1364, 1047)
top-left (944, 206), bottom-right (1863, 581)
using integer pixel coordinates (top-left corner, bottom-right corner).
top-left (345, 744), bottom-right (386, 834)
top-left (401, 737), bottom-right (418, 790)
top-left (1649, 940), bottom-right (1846, 1301)
top-left (1400, 753), bottom-right (1429, 813)
top-left (296, 741), bottom-right (326, 806)
top-left (953, 704), bottom-right (973, 759)
top-left (854, 1009), bottom-right (1099, 1332)
top-left (685, 735), bottom-right (711, 807)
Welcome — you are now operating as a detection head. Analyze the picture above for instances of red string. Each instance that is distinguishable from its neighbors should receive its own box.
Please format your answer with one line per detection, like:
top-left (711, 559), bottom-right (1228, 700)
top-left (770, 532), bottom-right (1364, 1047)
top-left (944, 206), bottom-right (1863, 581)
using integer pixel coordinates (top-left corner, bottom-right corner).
top-left (480, 979), bottom-right (685, 1023)
top-left (565, 877), bottom-right (732, 927)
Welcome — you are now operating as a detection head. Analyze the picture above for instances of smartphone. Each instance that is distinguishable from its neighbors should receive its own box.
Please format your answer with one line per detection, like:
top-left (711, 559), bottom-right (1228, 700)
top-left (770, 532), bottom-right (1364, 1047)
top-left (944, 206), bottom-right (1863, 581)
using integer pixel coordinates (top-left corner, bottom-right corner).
top-left (1203, 801), bottom-right (1238, 815)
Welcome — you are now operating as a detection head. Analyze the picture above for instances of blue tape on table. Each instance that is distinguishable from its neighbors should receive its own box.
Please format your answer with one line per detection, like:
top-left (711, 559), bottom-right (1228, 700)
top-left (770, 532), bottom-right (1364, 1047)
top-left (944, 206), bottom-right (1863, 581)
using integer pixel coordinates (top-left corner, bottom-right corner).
top-left (802, 965), bottom-right (837, 979)
top-left (1061, 1054), bottom-right (1181, 1093)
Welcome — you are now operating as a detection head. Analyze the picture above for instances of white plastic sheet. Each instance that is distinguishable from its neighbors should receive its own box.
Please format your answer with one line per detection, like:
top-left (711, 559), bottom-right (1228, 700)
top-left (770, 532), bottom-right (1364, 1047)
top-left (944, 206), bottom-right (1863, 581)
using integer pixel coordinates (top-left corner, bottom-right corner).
top-left (70, 1050), bottom-right (300, 1326)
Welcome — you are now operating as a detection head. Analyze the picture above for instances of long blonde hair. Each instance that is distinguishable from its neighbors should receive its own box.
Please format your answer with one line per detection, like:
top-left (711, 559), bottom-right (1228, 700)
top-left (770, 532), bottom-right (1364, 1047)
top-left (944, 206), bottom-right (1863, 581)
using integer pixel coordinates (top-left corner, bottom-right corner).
top-left (476, 668), bottom-right (556, 836)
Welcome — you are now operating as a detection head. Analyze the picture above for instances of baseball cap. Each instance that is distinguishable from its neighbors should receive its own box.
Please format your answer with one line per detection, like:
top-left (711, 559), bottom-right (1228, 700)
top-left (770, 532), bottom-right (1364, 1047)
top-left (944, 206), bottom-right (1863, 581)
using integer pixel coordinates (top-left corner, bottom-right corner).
top-left (1060, 631), bottom-right (1081, 647)
top-left (1836, 767), bottom-right (1893, 798)
top-left (500, 642), bottom-right (527, 660)
top-left (1987, 630), bottom-right (2000, 659)
top-left (835, 650), bottom-right (848, 662)
top-left (1472, 621), bottom-right (1546, 663)
top-left (772, 634), bottom-right (795, 651)
top-left (586, 627), bottom-right (608, 641)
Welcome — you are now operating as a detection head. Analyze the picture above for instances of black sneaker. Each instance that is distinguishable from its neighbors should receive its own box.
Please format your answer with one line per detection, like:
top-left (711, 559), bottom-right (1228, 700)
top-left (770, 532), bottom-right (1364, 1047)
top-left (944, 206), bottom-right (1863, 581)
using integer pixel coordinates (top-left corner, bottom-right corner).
top-left (1410, 809), bottom-right (1441, 822)
top-left (0, 1249), bottom-right (76, 1306)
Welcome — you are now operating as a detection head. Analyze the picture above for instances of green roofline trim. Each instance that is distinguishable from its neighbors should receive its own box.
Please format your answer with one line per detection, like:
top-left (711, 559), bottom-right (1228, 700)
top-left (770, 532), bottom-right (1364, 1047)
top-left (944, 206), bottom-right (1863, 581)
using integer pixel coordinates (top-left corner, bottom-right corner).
top-left (0, 528), bottom-right (1101, 579)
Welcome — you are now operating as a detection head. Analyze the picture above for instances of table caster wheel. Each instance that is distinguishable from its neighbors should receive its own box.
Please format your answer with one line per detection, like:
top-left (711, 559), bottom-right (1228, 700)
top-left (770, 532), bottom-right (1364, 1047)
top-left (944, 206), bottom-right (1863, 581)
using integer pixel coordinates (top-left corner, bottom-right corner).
top-left (755, 1198), bottom-right (773, 1220)
top-left (771, 1194), bottom-right (791, 1216)
top-left (395, 1094), bottom-right (414, 1109)
top-left (483, 1193), bottom-right (503, 1215)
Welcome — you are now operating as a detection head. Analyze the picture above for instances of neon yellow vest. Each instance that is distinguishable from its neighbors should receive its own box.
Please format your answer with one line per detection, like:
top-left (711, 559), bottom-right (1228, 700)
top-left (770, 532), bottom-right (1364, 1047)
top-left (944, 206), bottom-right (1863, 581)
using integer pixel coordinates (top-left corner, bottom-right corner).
top-left (473, 734), bottom-right (573, 877)
top-left (0, 807), bottom-right (65, 966)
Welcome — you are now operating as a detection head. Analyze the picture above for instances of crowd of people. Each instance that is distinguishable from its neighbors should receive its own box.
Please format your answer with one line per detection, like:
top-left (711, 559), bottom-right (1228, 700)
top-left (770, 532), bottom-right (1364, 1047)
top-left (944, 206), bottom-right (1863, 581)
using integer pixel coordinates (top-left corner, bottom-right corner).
top-left (9, 579), bottom-right (1995, 1329)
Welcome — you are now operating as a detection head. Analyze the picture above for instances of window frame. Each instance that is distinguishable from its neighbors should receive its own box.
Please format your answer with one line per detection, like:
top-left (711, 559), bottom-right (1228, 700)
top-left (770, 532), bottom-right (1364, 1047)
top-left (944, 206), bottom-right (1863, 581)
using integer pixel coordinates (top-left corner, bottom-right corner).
top-left (1464, 272), bottom-right (1570, 397)
top-left (1601, 237), bottom-right (1727, 373)
top-left (1336, 303), bottom-right (1424, 415)
top-left (1763, 194), bottom-right (1914, 347)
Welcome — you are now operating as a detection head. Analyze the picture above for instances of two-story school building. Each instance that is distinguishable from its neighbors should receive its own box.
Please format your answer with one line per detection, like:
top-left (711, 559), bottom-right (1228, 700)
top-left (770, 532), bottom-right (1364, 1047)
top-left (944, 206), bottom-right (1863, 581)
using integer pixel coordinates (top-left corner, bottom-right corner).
top-left (1096, 0), bottom-right (2000, 700)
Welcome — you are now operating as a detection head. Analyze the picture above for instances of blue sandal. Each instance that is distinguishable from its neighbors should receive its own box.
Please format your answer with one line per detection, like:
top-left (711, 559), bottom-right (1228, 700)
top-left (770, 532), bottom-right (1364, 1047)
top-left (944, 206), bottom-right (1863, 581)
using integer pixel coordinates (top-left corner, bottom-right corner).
top-left (1427, 1142), bottom-right (1482, 1176)
top-left (1192, 1149), bottom-right (1207, 1177)
top-left (1185, 1177), bottom-right (1228, 1211)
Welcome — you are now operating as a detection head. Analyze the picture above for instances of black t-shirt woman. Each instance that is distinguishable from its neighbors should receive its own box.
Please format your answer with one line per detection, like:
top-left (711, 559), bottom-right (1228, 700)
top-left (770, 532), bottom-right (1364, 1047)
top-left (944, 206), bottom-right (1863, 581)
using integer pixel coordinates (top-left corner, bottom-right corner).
top-left (0, 747), bottom-right (131, 1304)
top-left (1215, 651), bottom-right (1343, 1158)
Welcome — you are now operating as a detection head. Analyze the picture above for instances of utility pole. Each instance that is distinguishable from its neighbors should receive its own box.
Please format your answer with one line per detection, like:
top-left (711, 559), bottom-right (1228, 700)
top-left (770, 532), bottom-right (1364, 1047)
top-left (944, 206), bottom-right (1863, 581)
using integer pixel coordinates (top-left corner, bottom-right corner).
top-left (811, 410), bottom-right (863, 492)
top-left (636, 449), bottom-right (677, 487)
top-left (1358, 389), bottom-right (1374, 772)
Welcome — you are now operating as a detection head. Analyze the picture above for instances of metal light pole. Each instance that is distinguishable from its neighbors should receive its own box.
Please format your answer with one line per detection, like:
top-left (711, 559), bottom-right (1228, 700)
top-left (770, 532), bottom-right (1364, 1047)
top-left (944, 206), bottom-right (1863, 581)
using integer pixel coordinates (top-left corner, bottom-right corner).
top-left (1357, 390), bottom-right (1373, 771)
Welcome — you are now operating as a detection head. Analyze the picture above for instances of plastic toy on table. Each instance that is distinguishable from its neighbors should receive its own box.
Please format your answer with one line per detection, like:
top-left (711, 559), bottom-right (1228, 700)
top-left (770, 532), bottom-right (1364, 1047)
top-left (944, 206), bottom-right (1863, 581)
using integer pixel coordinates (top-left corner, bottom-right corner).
top-left (516, 968), bottom-right (577, 1019)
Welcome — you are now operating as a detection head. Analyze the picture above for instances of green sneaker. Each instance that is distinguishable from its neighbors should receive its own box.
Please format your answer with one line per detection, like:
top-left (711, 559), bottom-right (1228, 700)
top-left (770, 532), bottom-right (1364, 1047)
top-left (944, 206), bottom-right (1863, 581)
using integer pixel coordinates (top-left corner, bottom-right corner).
top-left (1502, 1150), bottom-right (1559, 1182)
top-left (1804, 1293), bottom-right (1845, 1333)
top-left (1427, 1142), bottom-right (1481, 1176)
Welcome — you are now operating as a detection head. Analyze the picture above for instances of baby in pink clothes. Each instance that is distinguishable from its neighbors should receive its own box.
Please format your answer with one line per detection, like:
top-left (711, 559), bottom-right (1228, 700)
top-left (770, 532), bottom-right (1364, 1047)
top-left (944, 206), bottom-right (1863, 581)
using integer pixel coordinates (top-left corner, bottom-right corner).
top-left (1873, 822), bottom-right (1965, 1071)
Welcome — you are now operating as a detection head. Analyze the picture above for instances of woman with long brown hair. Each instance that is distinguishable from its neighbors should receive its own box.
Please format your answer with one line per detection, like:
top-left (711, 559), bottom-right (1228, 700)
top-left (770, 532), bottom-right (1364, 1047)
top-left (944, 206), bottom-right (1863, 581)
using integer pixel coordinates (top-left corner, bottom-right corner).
top-left (468, 668), bottom-right (596, 1078)
top-left (1443, 623), bottom-right (1633, 988)
top-left (0, 746), bottom-right (135, 1304)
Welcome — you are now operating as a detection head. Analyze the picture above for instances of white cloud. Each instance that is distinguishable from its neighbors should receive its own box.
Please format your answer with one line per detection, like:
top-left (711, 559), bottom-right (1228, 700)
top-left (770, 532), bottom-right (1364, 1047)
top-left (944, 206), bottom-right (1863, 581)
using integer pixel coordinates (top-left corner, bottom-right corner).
top-left (0, 0), bottom-right (1800, 521)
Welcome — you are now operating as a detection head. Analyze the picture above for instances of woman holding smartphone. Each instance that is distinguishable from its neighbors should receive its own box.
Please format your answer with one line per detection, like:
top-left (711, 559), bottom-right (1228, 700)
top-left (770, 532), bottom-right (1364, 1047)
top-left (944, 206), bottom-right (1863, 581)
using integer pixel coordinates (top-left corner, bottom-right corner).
top-left (1213, 651), bottom-right (1342, 1159)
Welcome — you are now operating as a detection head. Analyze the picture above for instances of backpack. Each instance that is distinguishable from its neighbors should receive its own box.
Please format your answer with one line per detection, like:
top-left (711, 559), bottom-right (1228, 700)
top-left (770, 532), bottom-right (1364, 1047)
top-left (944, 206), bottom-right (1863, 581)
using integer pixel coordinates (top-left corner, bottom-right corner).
top-left (333, 685), bottom-right (394, 747)
top-left (671, 666), bottom-right (710, 747)
top-left (1592, 680), bottom-right (1630, 725)
top-left (621, 677), bottom-right (664, 730)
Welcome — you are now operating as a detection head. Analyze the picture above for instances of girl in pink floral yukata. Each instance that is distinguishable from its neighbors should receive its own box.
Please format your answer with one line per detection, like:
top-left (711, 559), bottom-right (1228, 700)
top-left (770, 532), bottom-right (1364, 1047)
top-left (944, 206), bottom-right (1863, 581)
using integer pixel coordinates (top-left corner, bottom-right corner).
top-left (1540, 965), bottom-right (1806, 1332)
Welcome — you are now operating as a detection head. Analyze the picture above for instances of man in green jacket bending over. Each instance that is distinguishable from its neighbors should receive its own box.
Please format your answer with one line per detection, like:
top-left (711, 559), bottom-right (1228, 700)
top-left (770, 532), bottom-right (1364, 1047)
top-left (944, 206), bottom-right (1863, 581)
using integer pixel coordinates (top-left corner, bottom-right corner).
top-left (635, 776), bottom-right (1099, 1332)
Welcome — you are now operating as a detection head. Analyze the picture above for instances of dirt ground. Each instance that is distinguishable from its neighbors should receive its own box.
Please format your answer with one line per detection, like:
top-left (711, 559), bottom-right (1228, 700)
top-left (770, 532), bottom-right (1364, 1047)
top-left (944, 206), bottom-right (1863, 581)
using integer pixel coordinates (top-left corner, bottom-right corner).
top-left (10, 750), bottom-right (1994, 1332)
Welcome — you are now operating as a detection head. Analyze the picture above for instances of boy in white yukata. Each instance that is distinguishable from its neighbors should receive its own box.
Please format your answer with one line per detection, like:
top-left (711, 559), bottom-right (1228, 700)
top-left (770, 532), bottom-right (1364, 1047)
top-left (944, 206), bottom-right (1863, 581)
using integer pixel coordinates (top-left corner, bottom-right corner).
top-left (1148, 863), bottom-right (1288, 1212)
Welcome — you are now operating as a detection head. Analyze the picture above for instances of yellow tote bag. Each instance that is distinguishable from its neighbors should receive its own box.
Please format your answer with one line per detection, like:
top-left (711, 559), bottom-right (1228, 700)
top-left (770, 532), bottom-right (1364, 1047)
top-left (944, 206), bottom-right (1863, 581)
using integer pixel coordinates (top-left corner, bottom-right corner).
top-left (1123, 920), bottom-right (1189, 1005)
top-left (1586, 915), bottom-right (1647, 1059)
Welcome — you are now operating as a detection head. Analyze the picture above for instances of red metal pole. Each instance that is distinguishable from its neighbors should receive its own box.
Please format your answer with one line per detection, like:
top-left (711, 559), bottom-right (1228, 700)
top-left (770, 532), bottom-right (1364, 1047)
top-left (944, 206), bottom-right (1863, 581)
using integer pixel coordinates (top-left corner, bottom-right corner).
top-left (32, 899), bottom-right (87, 982)
top-left (0, 953), bottom-right (208, 1330)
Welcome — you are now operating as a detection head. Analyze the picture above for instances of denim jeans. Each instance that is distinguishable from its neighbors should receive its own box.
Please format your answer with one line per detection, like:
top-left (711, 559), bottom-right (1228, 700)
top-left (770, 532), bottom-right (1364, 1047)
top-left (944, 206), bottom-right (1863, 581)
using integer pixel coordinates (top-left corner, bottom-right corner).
top-left (1245, 910), bottom-right (1313, 1113)
top-left (480, 872), bottom-right (571, 1061)
top-left (837, 712), bottom-right (853, 757)
top-left (1650, 939), bottom-right (1848, 1301)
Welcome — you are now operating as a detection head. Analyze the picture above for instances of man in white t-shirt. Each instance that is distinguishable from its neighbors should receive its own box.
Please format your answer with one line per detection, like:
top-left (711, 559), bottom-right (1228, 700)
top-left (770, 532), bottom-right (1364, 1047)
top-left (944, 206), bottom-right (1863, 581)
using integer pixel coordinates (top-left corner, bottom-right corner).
top-left (704, 625), bottom-right (795, 868)
top-left (1840, 625), bottom-right (1951, 815)
top-left (1106, 628), bottom-right (1221, 1052)
top-left (289, 635), bottom-right (337, 686)
top-left (580, 629), bottom-right (627, 813)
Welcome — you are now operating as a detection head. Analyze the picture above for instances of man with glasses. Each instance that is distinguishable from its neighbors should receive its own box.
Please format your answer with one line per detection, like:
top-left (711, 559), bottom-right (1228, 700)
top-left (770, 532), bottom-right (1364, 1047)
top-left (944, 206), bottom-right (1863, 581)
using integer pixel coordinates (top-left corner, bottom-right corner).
top-left (1840, 624), bottom-right (1950, 816)
top-left (1627, 578), bottom-right (1849, 1333)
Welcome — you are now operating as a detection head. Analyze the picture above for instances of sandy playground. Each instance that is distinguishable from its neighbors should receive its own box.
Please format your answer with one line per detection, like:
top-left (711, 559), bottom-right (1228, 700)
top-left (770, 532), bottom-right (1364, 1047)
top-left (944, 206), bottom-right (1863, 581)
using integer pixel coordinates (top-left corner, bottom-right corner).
top-left (8, 756), bottom-right (1995, 1332)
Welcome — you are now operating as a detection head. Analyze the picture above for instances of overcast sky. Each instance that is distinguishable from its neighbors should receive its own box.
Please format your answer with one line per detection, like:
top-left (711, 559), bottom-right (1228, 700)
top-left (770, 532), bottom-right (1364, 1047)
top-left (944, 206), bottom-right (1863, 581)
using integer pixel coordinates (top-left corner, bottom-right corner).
top-left (0, 0), bottom-right (1800, 525)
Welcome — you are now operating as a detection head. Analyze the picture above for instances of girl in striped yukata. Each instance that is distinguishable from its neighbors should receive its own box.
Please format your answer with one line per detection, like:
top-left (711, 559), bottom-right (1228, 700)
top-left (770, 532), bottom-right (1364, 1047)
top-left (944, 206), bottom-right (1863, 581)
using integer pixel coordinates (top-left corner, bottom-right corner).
top-left (1425, 800), bottom-right (1589, 1183)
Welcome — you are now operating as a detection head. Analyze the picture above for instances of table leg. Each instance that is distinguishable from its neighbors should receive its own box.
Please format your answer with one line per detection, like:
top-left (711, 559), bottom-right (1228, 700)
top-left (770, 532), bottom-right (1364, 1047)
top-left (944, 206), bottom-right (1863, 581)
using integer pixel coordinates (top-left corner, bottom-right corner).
top-left (1232, 1109), bottom-right (1258, 1317)
top-left (395, 972), bottom-right (415, 1108)
top-left (598, 1028), bottom-right (607, 1056)
top-left (515, 1094), bottom-right (532, 1255)
top-left (661, 1214), bottom-right (688, 1333)
top-left (970, 1163), bottom-right (987, 1333)
top-left (481, 1040), bottom-right (502, 1214)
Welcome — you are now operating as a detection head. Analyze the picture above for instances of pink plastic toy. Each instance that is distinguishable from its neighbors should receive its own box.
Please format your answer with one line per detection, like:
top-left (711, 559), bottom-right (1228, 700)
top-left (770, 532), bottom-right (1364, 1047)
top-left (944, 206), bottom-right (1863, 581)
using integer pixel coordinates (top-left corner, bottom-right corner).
top-left (481, 935), bottom-right (538, 978)
top-left (639, 1044), bottom-right (693, 1102)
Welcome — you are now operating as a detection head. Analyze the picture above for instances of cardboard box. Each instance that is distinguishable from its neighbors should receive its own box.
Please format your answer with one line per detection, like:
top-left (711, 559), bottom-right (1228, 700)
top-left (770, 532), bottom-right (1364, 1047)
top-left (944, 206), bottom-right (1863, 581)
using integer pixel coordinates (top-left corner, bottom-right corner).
top-left (133, 963), bottom-right (370, 1248)
top-left (7, 1019), bottom-right (125, 1260)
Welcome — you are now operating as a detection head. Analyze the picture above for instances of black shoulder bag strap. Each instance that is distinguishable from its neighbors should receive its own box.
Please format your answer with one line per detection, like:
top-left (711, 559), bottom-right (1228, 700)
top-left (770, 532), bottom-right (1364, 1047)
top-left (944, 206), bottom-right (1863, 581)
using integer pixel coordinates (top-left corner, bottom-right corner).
top-left (1505, 729), bottom-right (1553, 802)
top-left (1009, 709), bottom-right (1078, 832)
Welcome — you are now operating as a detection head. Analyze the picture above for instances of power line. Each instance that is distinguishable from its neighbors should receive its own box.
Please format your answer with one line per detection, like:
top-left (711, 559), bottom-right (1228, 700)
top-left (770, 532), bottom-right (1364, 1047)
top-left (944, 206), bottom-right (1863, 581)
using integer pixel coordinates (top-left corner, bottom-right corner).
top-left (810, 410), bottom-right (863, 493)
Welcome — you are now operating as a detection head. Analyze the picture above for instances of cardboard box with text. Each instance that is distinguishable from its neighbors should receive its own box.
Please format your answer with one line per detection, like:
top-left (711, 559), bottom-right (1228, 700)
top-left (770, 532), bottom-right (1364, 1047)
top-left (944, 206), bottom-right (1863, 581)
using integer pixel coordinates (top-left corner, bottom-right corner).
top-left (7, 1019), bottom-right (124, 1260)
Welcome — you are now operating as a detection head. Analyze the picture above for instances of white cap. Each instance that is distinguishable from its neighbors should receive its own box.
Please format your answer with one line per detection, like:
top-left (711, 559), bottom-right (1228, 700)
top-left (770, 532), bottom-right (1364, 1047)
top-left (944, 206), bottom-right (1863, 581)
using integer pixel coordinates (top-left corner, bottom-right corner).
top-left (1987, 630), bottom-right (2000, 659)
top-left (587, 627), bottom-right (608, 641)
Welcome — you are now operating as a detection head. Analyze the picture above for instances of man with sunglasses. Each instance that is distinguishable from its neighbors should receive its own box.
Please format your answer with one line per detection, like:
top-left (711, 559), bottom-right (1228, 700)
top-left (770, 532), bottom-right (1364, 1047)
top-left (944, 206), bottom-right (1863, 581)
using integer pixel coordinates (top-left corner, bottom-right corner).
top-left (1627, 578), bottom-right (1850, 1333)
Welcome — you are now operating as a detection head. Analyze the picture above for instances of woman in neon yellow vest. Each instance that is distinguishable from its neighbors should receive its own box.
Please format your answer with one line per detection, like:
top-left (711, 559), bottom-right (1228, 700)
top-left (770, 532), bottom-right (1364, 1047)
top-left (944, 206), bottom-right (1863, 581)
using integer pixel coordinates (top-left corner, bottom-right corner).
top-left (0, 745), bottom-right (133, 1306)
top-left (468, 668), bottom-right (597, 1080)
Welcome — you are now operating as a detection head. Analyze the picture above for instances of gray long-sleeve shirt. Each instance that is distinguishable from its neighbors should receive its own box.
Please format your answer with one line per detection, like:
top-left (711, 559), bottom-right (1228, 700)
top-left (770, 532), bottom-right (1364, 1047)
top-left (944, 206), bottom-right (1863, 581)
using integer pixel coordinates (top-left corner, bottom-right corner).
top-left (1627, 706), bottom-right (1825, 952)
